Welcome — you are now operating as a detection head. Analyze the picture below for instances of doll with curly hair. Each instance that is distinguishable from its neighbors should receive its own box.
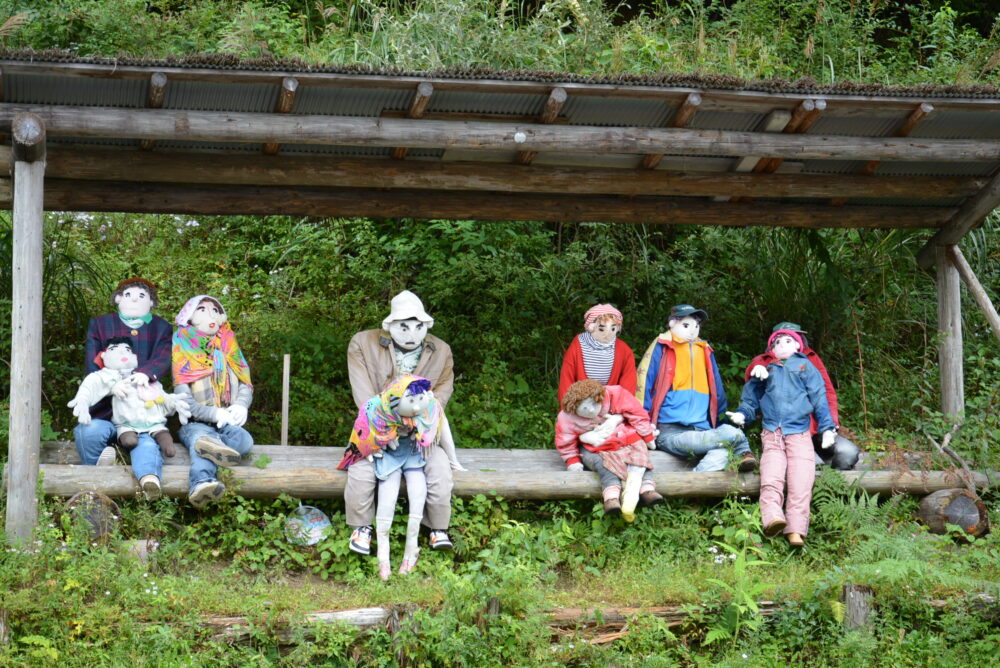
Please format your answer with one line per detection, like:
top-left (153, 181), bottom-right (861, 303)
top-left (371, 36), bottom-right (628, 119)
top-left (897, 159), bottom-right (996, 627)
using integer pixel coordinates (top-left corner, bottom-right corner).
top-left (555, 379), bottom-right (663, 521)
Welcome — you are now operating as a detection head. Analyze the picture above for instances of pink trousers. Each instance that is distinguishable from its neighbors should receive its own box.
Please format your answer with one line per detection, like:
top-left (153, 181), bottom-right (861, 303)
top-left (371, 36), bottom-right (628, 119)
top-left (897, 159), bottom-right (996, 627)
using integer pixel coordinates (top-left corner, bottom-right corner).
top-left (759, 429), bottom-right (815, 536)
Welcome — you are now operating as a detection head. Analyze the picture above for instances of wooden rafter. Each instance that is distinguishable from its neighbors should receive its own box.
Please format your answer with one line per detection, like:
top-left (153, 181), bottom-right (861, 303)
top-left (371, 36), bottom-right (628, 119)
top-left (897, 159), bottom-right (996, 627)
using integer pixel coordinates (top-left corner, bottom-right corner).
top-left (138, 72), bottom-right (168, 151)
top-left (916, 166), bottom-right (1000, 267)
top-left (262, 77), bottom-right (299, 155)
top-left (724, 107), bottom-right (796, 203)
top-left (390, 82), bottom-right (434, 160)
top-left (641, 92), bottom-right (702, 170)
top-left (516, 86), bottom-right (567, 165)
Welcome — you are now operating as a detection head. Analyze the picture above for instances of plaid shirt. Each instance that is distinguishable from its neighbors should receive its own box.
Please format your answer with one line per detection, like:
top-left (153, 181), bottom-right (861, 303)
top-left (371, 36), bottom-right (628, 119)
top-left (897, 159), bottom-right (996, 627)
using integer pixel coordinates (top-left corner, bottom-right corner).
top-left (84, 312), bottom-right (173, 421)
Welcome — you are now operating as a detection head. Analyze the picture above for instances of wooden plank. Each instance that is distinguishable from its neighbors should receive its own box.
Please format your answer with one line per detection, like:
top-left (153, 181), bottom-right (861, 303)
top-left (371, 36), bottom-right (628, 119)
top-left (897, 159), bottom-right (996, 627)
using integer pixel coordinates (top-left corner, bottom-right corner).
top-left (831, 102), bottom-right (934, 205)
top-left (937, 245), bottom-right (964, 417)
top-left (916, 167), bottom-right (1000, 268)
top-left (262, 77), bottom-right (299, 155)
top-left (5, 113), bottom-right (46, 544)
top-left (754, 99), bottom-right (826, 177)
top-left (23, 464), bottom-right (994, 500)
top-left (138, 72), bottom-right (168, 151)
top-left (0, 178), bottom-right (956, 227)
top-left (4, 60), bottom-right (999, 113)
top-left (948, 245), bottom-right (1000, 343)
top-left (642, 92), bottom-right (701, 170)
top-left (5, 145), bottom-right (981, 200)
top-left (391, 82), bottom-right (434, 160)
top-left (517, 87), bottom-right (567, 165)
top-left (722, 108), bottom-right (794, 202)
top-left (1, 104), bottom-right (997, 161)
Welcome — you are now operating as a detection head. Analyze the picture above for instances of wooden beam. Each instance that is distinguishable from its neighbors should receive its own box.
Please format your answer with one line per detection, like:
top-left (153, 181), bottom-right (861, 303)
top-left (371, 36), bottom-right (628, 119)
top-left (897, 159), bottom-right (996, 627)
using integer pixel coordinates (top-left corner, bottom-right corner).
top-left (916, 167), bottom-right (1000, 268)
top-left (391, 82), bottom-right (435, 160)
top-left (138, 72), bottom-right (168, 151)
top-left (5, 113), bottom-right (45, 545)
top-left (1, 104), bottom-right (996, 162)
top-left (7, 145), bottom-right (981, 200)
top-left (937, 245), bottom-right (964, 417)
top-left (517, 87), bottom-right (568, 165)
top-left (0, 178), bottom-right (956, 227)
top-left (831, 102), bottom-right (934, 205)
top-left (758, 98), bottom-right (826, 174)
top-left (725, 107), bottom-right (797, 202)
top-left (642, 92), bottom-right (702, 170)
top-left (948, 245), bottom-right (1000, 343)
top-left (262, 77), bottom-right (299, 155)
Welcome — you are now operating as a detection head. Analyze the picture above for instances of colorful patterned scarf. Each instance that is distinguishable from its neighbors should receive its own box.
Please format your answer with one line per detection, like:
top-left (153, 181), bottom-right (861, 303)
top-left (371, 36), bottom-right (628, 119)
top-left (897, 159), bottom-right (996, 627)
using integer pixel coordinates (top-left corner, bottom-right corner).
top-left (338, 374), bottom-right (442, 470)
top-left (172, 322), bottom-right (252, 406)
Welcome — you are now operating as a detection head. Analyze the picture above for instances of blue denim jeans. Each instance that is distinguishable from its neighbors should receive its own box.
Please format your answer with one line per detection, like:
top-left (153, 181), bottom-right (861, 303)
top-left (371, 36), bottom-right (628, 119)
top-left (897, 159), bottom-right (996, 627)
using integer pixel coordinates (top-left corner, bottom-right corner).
top-left (178, 421), bottom-right (254, 494)
top-left (74, 419), bottom-right (161, 482)
top-left (655, 422), bottom-right (751, 472)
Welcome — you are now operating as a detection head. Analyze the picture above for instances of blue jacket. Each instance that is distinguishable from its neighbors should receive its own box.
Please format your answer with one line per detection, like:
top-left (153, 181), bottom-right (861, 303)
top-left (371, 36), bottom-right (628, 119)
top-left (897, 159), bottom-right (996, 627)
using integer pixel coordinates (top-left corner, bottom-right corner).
top-left (735, 353), bottom-right (835, 435)
top-left (637, 337), bottom-right (727, 429)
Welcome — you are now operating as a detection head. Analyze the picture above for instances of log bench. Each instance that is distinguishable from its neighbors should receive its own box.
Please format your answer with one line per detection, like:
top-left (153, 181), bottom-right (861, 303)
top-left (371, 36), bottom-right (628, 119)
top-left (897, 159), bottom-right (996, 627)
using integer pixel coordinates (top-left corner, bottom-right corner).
top-left (5, 441), bottom-right (992, 501)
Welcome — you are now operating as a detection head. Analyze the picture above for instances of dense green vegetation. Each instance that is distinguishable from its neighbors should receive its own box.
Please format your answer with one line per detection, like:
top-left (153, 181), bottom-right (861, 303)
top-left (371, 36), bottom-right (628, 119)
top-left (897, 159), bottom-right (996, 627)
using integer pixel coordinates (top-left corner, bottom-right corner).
top-left (0, 1), bottom-right (998, 666)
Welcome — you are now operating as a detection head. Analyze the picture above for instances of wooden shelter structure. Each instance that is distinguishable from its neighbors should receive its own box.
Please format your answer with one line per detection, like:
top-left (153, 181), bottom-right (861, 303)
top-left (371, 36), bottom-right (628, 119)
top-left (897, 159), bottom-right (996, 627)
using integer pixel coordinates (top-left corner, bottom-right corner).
top-left (2, 54), bottom-right (999, 542)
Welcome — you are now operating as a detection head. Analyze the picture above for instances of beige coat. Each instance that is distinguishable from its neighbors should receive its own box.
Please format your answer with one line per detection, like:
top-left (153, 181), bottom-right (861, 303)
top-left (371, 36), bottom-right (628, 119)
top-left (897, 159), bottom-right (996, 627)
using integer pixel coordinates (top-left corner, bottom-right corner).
top-left (346, 329), bottom-right (454, 409)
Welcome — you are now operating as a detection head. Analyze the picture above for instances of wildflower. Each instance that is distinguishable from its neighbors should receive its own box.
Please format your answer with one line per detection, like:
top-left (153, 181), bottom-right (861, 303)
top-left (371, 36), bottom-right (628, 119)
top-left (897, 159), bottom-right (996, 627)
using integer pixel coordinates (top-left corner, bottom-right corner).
top-left (729, 554), bottom-right (737, 560)
top-left (105, 591), bottom-right (111, 596)
top-left (742, 653), bottom-right (748, 659)
top-left (708, 546), bottom-right (718, 553)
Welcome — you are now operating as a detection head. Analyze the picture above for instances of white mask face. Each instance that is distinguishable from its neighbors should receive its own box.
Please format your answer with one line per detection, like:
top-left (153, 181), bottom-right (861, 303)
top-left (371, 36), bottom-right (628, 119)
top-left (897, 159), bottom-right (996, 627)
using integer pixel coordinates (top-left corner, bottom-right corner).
top-left (190, 300), bottom-right (225, 334)
top-left (101, 342), bottom-right (137, 371)
top-left (388, 319), bottom-right (428, 351)
top-left (669, 316), bottom-right (701, 342)
top-left (116, 286), bottom-right (152, 319)
top-left (772, 335), bottom-right (800, 361)
top-left (397, 390), bottom-right (430, 417)
top-left (589, 320), bottom-right (620, 344)
top-left (576, 397), bottom-right (602, 419)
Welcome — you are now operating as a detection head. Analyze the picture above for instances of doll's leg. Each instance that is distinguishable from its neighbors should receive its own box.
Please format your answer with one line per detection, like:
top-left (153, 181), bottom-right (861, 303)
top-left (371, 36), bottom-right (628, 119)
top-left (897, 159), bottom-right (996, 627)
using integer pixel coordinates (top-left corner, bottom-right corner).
top-left (783, 432), bottom-right (816, 537)
top-left (400, 468), bottom-right (427, 574)
top-left (759, 429), bottom-right (789, 535)
top-left (151, 428), bottom-right (176, 458)
top-left (578, 449), bottom-right (622, 515)
top-left (130, 433), bottom-right (164, 501)
top-left (375, 471), bottom-right (402, 580)
top-left (621, 465), bottom-right (645, 522)
top-left (421, 445), bottom-right (454, 533)
top-left (74, 419), bottom-right (117, 466)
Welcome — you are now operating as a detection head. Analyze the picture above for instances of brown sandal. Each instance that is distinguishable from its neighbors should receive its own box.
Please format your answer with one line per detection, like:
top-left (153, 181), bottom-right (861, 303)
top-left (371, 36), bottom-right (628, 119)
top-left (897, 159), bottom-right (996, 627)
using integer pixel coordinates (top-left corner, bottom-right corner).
top-left (603, 498), bottom-right (622, 517)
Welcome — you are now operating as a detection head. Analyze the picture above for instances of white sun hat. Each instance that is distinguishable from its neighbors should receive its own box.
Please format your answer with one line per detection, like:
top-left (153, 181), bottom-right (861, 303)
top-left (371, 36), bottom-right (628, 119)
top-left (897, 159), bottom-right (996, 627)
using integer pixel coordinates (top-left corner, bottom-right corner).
top-left (382, 290), bottom-right (434, 330)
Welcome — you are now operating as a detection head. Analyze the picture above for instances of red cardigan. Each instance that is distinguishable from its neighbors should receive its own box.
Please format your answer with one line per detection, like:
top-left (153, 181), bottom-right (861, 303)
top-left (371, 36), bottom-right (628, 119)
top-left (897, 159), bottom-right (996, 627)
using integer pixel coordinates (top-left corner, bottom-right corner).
top-left (558, 335), bottom-right (637, 402)
top-left (745, 348), bottom-right (840, 434)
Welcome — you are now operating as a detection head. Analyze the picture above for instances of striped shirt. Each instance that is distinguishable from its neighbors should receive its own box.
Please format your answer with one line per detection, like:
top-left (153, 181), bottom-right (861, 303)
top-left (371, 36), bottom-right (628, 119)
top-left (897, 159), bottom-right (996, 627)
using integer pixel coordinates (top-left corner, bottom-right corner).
top-left (579, 332), bottom-right (615, 385)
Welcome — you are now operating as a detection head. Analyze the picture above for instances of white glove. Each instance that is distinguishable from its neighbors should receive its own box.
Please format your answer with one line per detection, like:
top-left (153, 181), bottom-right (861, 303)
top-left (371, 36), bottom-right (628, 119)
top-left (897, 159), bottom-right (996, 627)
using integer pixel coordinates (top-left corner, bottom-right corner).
top-left (567, 462), bottom-right (584, 472)
top-left (821, 430), bottom-right (837, 449)
top-left (111, 379), bottom-right (131, 399)
top-left (726, 411), bottom-right (746, 427)
top-left (67, 397), bottom-right (92, 425)
top-left (387, 438), bottom-right (400, 451)
top-left (169, 394), bottom-right (192, 425)
top-left (128, 372), bottom-right (150, 387)
top-left (750, 365), bottom-right (769, 380)
top-left (450, 458), bottom-right (467, 472)
top-left (227, 404), bottom-right (248, 427)
top-left (214, 407), bottom-right (235, 429)
top-left (646, 439), bottom-right (656, 450)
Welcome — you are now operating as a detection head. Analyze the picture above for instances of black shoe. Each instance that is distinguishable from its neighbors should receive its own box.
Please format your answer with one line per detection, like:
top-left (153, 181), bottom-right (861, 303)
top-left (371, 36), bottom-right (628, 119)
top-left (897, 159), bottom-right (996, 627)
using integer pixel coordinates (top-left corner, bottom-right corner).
top-left (737, 453), bottom-right (758, 473)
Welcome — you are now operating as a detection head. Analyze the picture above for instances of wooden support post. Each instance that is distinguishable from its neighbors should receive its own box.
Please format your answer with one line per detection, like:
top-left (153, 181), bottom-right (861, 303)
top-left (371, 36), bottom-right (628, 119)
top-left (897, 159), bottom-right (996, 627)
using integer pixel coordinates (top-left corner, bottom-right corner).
top-left (947, 245), bottom-right (1000, 343)
top-left (280, 354), bottom-right (290, 446)
top-left (5, 113), bottom-right (46, 545)
top-left (138, 73), bottom-right (168, 151)
top-left (842, 584), bottom-right (874, 631)
top-left (262, 77), bottom-right (299, 155)
top-left (639, 92), bottom-right (703, 170)
top-left (831, 102), bottom-right (933, 205)
top-left (516, 87), bottom-right (567, 165)
top-left (391, 82), bottom-right (434, 160)
top-left (917, 167), bottom-right (1000, 268)
top-left (937, 245), bottom-right (964, 417)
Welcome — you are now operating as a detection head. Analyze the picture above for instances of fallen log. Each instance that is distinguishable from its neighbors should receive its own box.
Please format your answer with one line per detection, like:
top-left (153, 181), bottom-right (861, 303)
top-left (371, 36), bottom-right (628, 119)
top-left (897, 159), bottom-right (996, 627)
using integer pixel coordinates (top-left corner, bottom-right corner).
top-left (917, 488), bottom-right (990, 538)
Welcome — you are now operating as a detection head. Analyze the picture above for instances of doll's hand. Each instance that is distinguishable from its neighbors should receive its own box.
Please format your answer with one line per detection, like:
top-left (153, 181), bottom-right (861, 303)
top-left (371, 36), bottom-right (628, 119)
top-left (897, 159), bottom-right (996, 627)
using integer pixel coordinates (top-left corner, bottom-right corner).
top-left (567, 462), bottom-right (584, 472)
top-left (387, 439), bottom-right (400, 451)
top-left (128, 372), bottom-right (150, 387)
top-left (170, 394), bottom-right (192, 425)
top-left (750, 365), bottom-right (769, 380)
top-left (227, 405), bottom-right (248, 427)
top-left (68, 397), bottom-right (92, 425)
top-left (646, 439), bottom-right (656, 450)
top-left (111, 379), bottom-right (131, 399)
top-left (725, 411), bottom-right (746, 427)
top-left (214, 407), bottom-right (235, 429)
top-left (450, 458), bottom-right (467, 472)
top-left (821, 430), bottom-right (837, 449)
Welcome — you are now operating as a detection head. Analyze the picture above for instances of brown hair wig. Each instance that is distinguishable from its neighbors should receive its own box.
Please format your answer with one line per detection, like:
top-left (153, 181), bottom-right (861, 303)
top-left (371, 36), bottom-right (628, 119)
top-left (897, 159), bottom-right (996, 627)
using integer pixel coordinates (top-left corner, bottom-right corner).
top-left (561, 379), bottom-right (606, 414)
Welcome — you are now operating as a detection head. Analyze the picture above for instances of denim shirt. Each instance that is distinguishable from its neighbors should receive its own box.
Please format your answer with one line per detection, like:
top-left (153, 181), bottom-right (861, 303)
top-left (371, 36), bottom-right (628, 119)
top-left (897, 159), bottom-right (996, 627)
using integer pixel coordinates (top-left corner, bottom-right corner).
top-left (736, 353), bottom-right (835, 435)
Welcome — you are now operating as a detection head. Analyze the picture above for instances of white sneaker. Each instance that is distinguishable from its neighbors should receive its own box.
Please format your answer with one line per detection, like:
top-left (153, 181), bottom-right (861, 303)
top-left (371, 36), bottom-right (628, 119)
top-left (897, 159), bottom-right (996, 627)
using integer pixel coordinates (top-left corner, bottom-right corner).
top-left (188, 480), bottom-right (226, 509)
top-left (194, 435), bottom-right (242, 467)
top-left (96, 446), bottom-right (117, 467)
top-left (349, 525), bottom-right (374, 555)
top-left (139, 474), bottom-right (162, 501)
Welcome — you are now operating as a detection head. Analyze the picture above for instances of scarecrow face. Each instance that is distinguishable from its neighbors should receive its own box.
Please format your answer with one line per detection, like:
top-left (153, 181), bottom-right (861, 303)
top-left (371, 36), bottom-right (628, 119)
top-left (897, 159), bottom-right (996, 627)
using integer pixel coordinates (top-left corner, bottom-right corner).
top-left (101, 342), bottom-right (137, 371)
top-left (190, 299), bottom-right (225, 335)
top-left (588, 317), bottom-right (620, 345)
top-left (669, 316), bottom-right (701, 342)
top-left (116, 286), bottom-right (152, 319)
top-left (387, 318), bottom-right (427, 351)
top-left (576, 397), bottom-right (602, 420)
top-left (771, 334), bottom-right (801, 361)
top-left (396, 389), bottom-right (431, 417)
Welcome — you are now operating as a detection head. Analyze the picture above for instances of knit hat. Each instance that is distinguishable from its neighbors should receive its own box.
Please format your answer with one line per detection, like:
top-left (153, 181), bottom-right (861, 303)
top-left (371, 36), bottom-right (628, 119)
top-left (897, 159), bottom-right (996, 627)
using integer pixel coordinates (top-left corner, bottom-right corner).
top-left (767, 329), bottom-right (805, 352)
top-left (382, 290), bottom-right (434, 330)
top-left (175, 295), bottom-right (226, 327)
top-left (583, 304), bottom-right (623, 329)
